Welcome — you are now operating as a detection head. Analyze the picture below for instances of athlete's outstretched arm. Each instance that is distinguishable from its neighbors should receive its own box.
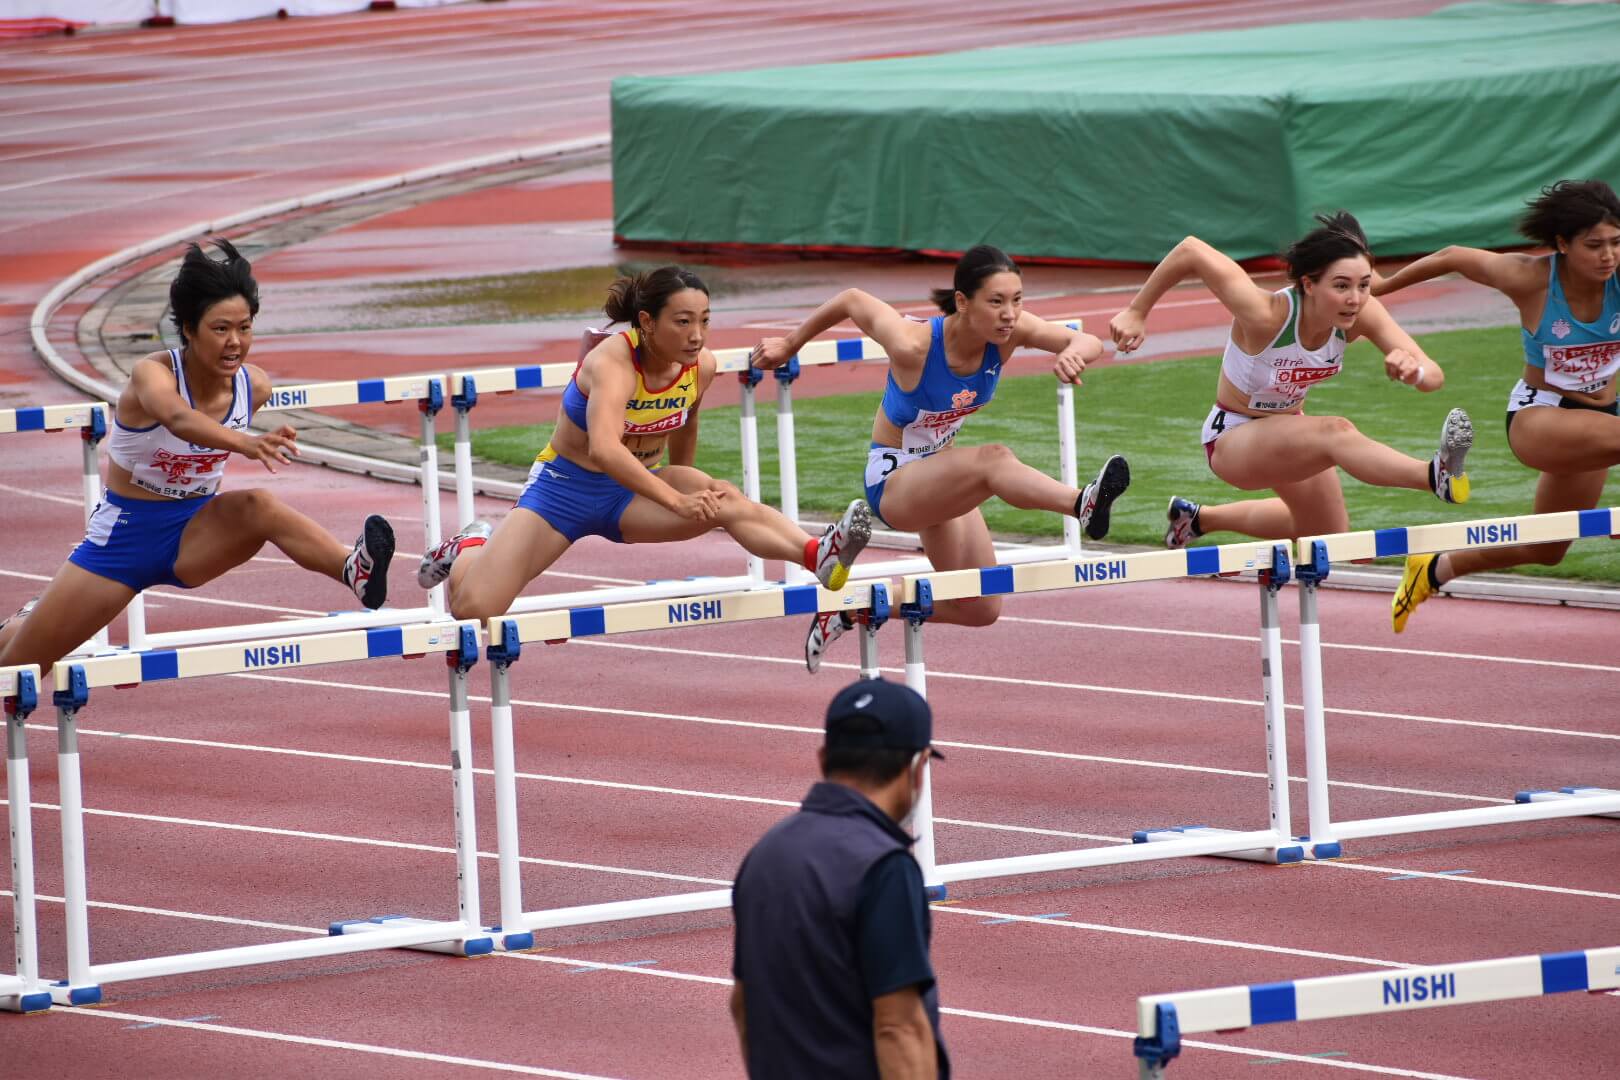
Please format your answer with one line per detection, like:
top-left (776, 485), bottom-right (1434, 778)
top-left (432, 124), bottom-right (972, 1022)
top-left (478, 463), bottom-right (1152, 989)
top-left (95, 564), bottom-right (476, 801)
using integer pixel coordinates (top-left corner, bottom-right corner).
top-left (1373, 246), bottom-right (1542, 299)
top-left (751, 288), bottom-right (928, 372)
top-left (126, 356), bottom-right (296, 472)
top-left (1350, 298), bottom-right (1446, 392)
top-left (1012, 311), bottom-right (1103, 385)
top-left (1110, 236), bottom-right (1279, 352)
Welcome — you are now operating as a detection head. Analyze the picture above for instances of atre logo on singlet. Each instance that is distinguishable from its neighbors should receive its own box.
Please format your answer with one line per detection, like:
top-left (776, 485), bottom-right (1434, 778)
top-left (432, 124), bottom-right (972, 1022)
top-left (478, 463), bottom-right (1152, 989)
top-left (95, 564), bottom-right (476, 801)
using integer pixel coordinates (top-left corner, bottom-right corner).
top-left (1551, 318), bottom-right (1573, 340)
top-left (152, 448), bottom-right (229, 485)
top-left (951, 388), bottom-right (978, 409)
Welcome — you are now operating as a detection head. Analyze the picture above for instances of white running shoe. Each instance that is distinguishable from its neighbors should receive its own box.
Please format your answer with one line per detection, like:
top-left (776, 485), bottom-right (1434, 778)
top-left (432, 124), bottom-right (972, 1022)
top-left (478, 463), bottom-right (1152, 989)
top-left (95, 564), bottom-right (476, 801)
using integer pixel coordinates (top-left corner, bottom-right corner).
top-left (1430, 408), bottom-right (1473, 504)
top-left (813, 500), bottom-right (872, 590)
top-left (805, 610), bottom-right (856, 674)
top-left (418, 519), bottom-right (493, 589)
top-left (1164, 497), bottom-right (1201, 549)
top-left (343, 515), bottom-right (395, 610)
top-left (1077, 454), bottom-right (1131, 541)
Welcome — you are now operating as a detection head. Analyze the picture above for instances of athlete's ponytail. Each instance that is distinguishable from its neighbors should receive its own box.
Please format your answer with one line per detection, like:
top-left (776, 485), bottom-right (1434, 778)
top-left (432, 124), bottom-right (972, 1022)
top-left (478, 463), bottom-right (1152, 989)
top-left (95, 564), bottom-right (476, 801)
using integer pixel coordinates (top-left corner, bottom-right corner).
top-left (1519, 180), bottom-right (1620, 248)
top-left (1283, 212), bottom-right (1371, 285)
top-left (169, 238), bottom-right (259, 335)
top-left (603, 266), bottom-right (709, 326)
top-left (931, 245), bottom-right (1021, 314)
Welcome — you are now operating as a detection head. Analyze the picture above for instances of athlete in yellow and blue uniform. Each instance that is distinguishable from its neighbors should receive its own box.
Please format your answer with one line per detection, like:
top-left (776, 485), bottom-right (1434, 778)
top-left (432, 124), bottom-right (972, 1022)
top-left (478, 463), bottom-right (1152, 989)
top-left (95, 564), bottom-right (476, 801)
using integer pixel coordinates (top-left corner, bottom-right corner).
top-left (419, 267), bottom-right (872, 622)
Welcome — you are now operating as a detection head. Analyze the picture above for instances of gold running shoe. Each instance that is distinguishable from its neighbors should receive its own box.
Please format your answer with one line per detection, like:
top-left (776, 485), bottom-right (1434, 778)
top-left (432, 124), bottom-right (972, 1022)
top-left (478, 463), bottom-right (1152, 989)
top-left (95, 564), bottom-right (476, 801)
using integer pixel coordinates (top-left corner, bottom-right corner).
top-left (1391, 552), bottom-right (1438, 634)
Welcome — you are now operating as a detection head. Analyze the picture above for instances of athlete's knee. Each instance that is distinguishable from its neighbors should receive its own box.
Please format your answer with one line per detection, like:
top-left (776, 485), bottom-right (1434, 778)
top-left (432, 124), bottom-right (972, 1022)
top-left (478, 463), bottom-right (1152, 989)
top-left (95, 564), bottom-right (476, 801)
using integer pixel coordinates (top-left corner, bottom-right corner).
top-left (1319, 415), bottom-right (1360, 442)
top-left (448, 581), bottom-right (505, 622)
top-left (952, 595), bottom-right (1002, 627)
top-left (1529, 541), bottom-right (1572, 567)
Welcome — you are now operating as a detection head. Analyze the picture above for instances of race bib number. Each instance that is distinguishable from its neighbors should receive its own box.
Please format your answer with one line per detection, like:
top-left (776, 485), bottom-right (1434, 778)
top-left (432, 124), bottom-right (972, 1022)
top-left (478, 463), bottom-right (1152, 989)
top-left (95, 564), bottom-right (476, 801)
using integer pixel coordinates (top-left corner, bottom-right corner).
top-left (1543, 340), bottom-right (1620, 394)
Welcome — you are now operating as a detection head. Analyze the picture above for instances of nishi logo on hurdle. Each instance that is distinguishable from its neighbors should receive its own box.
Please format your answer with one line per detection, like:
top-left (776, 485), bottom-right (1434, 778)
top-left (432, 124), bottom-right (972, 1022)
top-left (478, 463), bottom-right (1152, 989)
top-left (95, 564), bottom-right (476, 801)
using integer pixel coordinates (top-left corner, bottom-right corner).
top-left (1289, 505), bottom-right (1620, 856)
top-left (1132, 945), bottom-right (1620, 1078)
top-left (36, 619), bottom-right (489, 1006)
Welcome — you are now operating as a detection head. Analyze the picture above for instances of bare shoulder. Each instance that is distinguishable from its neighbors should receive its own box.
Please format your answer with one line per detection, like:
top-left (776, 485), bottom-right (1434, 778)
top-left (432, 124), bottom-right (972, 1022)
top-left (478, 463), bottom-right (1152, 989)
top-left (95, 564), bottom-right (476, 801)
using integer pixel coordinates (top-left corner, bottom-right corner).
top-left (245, 363), bottom-right (274, 408)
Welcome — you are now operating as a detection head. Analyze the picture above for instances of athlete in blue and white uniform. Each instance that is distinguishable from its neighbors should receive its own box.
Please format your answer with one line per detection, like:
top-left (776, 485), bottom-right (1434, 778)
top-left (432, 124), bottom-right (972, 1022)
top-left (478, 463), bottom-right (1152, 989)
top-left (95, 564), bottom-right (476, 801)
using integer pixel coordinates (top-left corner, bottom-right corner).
top-left (418, 266), bottom-right (871, 622)
top-left (754, 246), bottom-right (1131, 672)
top-left (0, 240), bottom-right (396, 673)
top-left (1110, 212), bottom-right (1472, 569)
top-left (1374, 179), bottom-right (1620, 630)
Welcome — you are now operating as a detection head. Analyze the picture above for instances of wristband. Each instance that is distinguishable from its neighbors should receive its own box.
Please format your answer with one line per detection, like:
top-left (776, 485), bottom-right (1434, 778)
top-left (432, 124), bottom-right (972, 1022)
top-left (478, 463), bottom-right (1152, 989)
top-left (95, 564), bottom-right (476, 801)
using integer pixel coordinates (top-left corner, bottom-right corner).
top-left (1413, 364), bottom-right (1425, 389)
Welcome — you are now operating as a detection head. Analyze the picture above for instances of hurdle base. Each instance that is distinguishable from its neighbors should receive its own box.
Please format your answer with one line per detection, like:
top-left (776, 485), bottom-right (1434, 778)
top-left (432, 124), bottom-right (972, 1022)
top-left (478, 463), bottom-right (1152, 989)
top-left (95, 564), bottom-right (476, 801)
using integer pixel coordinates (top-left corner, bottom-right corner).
top-left (1, 986), bottom-right (51, 1013)
top-left (925, 885), bottom-right (949, 902)
top-left (1515, 787), bottom-right (1620, 820)
top-left (328, 916), bottom-right (494, 957)
top-left (49, 980), bottom-right (102, 1006)
top-left (1132, 826), bottom-right (1305, 865)
top-left (495, 928), bottom-right (537, 952)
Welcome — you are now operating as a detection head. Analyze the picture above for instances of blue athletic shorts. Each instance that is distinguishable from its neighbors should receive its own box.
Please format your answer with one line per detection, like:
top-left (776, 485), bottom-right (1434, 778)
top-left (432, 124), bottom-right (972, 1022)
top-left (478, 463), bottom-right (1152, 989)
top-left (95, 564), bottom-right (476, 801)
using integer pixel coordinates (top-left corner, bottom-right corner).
top-left (68, 489), bottom-right (213, 592)
top-left (516, 455), bottom-right (642, 543)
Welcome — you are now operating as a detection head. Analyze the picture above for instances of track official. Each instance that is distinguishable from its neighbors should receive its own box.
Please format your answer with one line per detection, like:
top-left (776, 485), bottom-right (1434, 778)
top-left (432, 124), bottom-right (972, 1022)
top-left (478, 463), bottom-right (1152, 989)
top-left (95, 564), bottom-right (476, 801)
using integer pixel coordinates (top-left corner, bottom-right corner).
top-left (730, 677), bottom-right (949, 1079)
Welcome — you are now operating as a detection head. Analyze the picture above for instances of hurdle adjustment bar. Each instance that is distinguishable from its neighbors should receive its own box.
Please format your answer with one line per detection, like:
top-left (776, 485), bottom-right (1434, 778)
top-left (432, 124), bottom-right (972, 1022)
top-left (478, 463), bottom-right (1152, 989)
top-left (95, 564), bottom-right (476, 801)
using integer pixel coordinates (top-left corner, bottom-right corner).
top-left (4, 668), bottom-right (50, 1012)
top-left (1515, 787), bottom-right (1620, 820)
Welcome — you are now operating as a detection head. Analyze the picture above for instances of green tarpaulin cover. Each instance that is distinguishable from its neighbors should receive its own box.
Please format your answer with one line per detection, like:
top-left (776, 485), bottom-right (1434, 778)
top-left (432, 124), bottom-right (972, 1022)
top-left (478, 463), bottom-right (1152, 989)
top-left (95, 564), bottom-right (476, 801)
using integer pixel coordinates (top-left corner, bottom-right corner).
top-left (611, 2), bottom-right (1620, 263)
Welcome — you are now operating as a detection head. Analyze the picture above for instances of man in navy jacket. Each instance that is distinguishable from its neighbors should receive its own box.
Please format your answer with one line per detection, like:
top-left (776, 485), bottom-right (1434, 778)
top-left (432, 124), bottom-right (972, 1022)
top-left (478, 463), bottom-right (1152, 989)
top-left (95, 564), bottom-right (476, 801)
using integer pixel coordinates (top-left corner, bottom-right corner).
top-left (730, 677), bottom-right (949, 1079)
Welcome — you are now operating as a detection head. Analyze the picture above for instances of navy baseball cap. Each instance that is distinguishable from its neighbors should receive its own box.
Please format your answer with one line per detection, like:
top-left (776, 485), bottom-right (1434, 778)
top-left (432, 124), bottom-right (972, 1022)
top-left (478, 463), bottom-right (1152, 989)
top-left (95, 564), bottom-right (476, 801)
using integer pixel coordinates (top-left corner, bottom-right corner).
top-left (824, 677), bottom-right (944, 759)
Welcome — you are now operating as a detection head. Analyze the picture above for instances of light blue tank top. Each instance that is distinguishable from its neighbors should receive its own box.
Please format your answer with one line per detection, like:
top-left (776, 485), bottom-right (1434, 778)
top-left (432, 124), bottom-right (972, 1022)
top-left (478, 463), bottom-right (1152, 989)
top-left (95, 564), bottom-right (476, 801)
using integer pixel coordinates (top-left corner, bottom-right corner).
top-left (1521, 253), bottom-right (1620, 393)
top-left (879, 316), bottom-right (1003, 454)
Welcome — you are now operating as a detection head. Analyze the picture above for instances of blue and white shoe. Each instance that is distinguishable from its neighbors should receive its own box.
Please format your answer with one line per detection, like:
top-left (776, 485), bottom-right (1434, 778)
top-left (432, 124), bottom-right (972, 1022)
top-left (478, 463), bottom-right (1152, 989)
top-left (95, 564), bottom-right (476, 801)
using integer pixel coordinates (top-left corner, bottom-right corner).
top-left (1164, 497), bottom-right (1202, 549)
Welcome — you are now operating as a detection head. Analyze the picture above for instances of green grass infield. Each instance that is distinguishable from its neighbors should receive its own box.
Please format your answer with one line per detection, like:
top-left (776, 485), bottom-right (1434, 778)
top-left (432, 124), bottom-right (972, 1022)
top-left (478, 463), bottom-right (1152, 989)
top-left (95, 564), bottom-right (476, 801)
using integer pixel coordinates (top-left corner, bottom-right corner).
top-left (436, 326), bottom-right (1619, 583)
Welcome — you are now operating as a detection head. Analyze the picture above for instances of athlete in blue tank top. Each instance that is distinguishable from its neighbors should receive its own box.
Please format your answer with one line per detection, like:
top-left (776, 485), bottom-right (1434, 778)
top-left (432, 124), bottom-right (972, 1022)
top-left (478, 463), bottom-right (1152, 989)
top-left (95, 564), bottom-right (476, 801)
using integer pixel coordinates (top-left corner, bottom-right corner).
top-left (1374, 179), bottom-right (1620, 631)
top-left (753, 245), bottom-right (1132, 672)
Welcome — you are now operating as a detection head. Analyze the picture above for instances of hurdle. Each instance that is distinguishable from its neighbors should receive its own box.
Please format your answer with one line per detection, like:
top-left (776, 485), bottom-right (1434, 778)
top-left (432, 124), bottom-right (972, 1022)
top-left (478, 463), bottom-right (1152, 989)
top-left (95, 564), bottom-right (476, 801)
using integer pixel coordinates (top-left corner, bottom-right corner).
top-left (2, 665), bottom-right (49, 1013)
top-left (1, 401), bottom-right (120, 650)
top-left (479, 577), bottom-right (893, 950)
top-left (1133, 944), bottom-right (1620, 1077)
top-left (45, 618), bottom-right (490, 1005)
top-left (1292, 507), bottom-right (1620, 854)
top-left (893, 540), bottom-right (1307, 896)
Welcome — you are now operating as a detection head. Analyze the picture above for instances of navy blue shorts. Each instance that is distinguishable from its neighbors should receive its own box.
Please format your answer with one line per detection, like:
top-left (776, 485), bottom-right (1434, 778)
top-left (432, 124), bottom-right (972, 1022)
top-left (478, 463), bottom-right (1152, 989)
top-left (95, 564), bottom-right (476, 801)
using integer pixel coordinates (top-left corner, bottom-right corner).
top-left (516, 455), bottom-right (642, 543)
top-left (68, 489), bottom-right (212, 592)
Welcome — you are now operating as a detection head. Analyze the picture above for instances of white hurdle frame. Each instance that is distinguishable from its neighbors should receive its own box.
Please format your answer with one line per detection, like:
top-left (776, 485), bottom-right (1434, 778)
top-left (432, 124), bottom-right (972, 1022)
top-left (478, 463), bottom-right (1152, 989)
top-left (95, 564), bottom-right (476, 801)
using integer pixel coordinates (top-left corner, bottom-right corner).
top-left (1133, 944), bottom-right (1620, 1077)
top-left (45, 619), bottom-right (490, 1005)
top-left (2, 665), bottom-right (49, 1013)
top-left (479, 578), bottom-right (893, 950)
top-left (894, 541), bottom-right (1305, 896)
top-left (1, 402), bottom-right (119, 650)
top-left (1293, 507), bottom-right (1620, 853)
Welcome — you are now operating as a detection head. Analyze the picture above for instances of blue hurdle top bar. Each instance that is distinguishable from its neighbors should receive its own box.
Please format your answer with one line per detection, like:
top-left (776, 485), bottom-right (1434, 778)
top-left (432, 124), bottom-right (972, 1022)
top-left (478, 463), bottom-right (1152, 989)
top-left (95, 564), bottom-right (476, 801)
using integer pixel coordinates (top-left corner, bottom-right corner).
top-left (0, 402), bottom-right (108, 435)
top-left (1302, 507), bottom-right (1619, 564)
top-left (900, 543), bottom-right (1287, 605)
top-left (1134, 945), bottom-right (1620, 1068)
top-left (490, 579), bottom-right (891, 650)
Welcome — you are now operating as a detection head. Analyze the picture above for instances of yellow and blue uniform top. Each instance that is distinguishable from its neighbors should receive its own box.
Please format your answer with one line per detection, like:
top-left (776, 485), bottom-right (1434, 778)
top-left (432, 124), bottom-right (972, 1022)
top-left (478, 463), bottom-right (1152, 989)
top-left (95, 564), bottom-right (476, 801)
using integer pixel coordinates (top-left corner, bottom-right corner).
top-left (536, 329), bottom-right (701, 464)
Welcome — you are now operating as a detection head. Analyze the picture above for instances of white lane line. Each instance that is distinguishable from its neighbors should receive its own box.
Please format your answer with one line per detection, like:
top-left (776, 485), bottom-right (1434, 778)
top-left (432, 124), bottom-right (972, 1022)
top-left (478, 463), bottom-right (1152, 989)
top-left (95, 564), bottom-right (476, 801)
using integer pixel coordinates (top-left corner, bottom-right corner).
top-left (53, 1008), bottom-right (624, 1080)
top-left (999, 615), bottom-right (1620, 676)
top-left (4, 890), bottom-right (1478, 1078)
top-left (0, 567), bottom-right (324, 616)
top-left (1304, 860), bottom-right (1620, 900)
top-left (18, 719), bottom-right (1121, 844)
top-left (0, 481), bottom-right (83, 507)
top-left (568, 638), bottom-right (1620, 742)
top-left (216, 670), bottom-right (1513, 806)
top-left (2, 799), bottom-right (730, 888)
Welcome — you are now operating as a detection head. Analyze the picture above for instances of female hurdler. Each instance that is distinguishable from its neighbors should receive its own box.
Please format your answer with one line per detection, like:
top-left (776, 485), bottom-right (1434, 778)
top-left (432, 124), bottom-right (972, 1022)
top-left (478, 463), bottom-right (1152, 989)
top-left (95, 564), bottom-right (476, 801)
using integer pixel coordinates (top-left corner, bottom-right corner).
top-left (0, 240), bottom-right (395, 672)
top-left (754, 246), bottom-right (1131, 672)
top-left (419, 266), bottom-right (872, 620)
top-left (1374, 180), bottom-right (1620, 631)
top-left (1109, 213), bottom-right (1473, 567)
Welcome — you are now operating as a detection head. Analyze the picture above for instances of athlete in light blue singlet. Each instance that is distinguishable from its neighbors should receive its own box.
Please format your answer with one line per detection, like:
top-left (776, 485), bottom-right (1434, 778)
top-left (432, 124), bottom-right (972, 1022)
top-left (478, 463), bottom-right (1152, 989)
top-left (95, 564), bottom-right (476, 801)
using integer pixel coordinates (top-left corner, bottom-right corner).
top-left (753, 245), bottom-right (1132, 672)
top-left (1374, 179), bottom-right (1620, 631)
